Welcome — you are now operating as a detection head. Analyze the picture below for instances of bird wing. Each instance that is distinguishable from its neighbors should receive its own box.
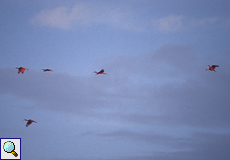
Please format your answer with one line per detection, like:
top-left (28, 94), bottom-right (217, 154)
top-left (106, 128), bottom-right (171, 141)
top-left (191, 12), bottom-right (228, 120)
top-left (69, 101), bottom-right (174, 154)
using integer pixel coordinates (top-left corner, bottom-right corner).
top-left (21, 67), bottom-right (26, 73)
top-left (212, 65), bottom-right (219, 69)
top-left (26, 121), bottom-right (32, 127)
top-left (99, 69), bottom-right (104, 73)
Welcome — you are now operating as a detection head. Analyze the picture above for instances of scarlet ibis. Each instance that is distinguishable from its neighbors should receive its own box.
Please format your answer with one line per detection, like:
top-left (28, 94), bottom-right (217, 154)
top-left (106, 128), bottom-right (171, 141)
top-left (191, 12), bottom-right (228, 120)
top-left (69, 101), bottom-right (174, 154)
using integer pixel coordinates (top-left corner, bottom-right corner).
top-left (42, 69), bottom-right (53, 72)
top-left (94, 69), bottom-right (107, 75)
top-left (15, 67), bottom-right (28, 74)
top-left (24, 119), bottom-right (37, 127)
top-left (205, 65), bottom-right (219, 72)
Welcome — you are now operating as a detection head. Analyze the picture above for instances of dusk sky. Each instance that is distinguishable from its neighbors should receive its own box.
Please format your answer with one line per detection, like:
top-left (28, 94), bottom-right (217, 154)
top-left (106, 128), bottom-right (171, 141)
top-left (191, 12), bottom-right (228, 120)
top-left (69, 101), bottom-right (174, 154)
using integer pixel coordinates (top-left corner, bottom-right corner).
top-left (1, 0), bottom-right (230, 160)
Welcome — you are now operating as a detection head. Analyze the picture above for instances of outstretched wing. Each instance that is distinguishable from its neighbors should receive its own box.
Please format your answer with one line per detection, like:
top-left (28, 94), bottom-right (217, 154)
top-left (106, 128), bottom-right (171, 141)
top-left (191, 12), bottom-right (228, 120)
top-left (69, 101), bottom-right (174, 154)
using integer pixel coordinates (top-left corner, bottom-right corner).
top-left (25, 119), bottom-right (36, 127)
top-left (99, 69), bottom-right (104, 73)
top-left (212, 65), bottom-right (219, 69)
top-left (43, 69), bottom-right (53, 72)
top-left (21, 67), bottom-right (26, 73)
top-left (26, 121), bottom-right (32, 127)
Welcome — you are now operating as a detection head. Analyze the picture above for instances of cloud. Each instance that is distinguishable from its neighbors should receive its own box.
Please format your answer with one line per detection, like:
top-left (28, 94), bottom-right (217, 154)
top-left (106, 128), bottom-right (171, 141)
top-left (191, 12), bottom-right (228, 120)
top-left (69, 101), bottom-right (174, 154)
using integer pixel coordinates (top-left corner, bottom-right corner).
top-left (0, 70), bottom-right (108, 113)
top-left (31, 3), bottom-right (144, 31)
top-left (152, 14), bottom-right (184, 33)
top-left (2, 44), bottom-right (230, 128)
top-left (98, 44), bottom-right (230, 128)
top-left (1, 43), bottom-right (230, 160)
top-left (103, 44), bottom-right (197, 83)
top-left (194, 17), bottom-right (218, 26)
top-left (148, 44), bottom-right (196, 69)
top-left (31, 2), bottom-right (222, 33)
top-left (152, 15), bottom-right (219, 33)
top-left (31, 5), bottom-right (91, 29)
top-left (80, 129), bottom-right (230, 160)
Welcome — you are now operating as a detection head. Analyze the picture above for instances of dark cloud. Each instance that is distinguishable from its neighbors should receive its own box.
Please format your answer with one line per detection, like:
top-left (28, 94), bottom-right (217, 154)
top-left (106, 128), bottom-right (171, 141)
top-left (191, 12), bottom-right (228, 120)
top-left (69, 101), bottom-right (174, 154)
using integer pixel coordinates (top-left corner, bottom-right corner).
top-left (1, 44), bottom-right (230, 160)
top-left (2, 44), bottom-right (230, 128)
top-left (0, 69), bottom-right (108, 112)
top-left (52, 129), bottom-right (230, 160)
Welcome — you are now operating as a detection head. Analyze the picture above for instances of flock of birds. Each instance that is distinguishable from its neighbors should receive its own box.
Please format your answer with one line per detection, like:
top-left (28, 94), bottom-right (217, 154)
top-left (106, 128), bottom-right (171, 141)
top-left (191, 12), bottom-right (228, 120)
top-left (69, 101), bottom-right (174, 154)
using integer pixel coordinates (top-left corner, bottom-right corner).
top-left (17, 65), bottom-right (217, 127)
top-left (15, 67), bottom-right (54, 74)
top-left (15, 67), bottom-right (107, 75)
top-left (15, 67), bottom-right (107, 126)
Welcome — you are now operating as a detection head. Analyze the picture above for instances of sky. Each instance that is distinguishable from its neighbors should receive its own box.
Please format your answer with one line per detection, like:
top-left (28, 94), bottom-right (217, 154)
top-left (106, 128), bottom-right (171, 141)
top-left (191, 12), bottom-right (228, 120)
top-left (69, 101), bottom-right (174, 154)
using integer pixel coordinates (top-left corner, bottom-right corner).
top-left (1, 0), bottom-right (230, 160)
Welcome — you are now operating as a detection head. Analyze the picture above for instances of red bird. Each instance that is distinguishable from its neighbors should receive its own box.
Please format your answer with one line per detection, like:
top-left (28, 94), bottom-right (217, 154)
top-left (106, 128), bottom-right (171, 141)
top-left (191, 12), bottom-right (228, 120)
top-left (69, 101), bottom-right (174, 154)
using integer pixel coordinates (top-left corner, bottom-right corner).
top-left (205, 65), bottom-right (219, 72)
top-left (42, 69), bottom-right (53, 72)
top-left (15, 67), bottom-right (28, 74)
top-left (94, 69), bottom-right (107, 75)
top-left (24, 119), bottom-right (37, 127)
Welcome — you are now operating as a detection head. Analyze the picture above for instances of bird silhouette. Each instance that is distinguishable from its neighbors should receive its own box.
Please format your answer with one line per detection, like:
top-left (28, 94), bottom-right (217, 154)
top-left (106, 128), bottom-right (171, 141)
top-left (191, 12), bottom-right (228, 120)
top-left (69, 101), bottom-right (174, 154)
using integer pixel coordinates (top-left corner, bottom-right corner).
top-left (42, 69), bottom-right (53, 72)
top-left (15, 67), bottom-right (28, 74)
top-left (24, 119), bottom-right (37, 127)
top-left (94, 69), bottom-right (107, 75)
top-left (205, 65), bottom-right (219, 72)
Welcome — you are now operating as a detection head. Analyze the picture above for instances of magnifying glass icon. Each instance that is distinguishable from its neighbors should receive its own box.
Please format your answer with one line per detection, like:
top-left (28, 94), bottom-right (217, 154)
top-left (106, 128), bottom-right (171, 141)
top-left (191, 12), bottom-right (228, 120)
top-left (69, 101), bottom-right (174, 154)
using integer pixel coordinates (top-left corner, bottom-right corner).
top-left (3, 141), bottom-right (18, 157)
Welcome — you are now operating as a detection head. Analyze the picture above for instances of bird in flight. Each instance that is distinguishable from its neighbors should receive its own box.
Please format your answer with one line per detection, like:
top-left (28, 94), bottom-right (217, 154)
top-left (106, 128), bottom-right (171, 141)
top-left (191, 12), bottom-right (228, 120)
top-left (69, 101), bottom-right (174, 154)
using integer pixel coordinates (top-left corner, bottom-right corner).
top-left (24, 119), bottom-right (37, 127)
top-left (15, 67), bottom-right (28, 74)
top-left (94, 69), bottom-right (107, 75)
top-left (205, 65), bottom-right (219, 72)
top-left (42, 69), bottom-right (53, 72)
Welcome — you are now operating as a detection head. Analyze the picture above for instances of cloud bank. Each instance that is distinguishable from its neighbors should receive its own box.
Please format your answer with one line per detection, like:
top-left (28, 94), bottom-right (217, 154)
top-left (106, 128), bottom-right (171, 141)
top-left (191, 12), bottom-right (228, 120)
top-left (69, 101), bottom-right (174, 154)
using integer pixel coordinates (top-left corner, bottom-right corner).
top-left (31, 3), bottom-right (221, 32)
top-left (31, 3), bottom-right (144, 31)
top-left (1, 44), bottom-right (230, 160)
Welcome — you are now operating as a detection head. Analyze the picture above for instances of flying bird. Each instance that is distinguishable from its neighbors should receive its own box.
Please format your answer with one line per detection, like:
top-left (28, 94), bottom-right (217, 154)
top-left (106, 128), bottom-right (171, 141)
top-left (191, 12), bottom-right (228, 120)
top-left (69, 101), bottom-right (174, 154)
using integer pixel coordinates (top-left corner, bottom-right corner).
top-left (42, 69), bottom-right (53, 72)
top-left (205, 65), bottom-right (219, 72)
top-left (15, 67), bottom-right (28, 74)
top-left (24, 119), bottom-right (37, 127)
top-left (94, 69), bottom-right (107, 75)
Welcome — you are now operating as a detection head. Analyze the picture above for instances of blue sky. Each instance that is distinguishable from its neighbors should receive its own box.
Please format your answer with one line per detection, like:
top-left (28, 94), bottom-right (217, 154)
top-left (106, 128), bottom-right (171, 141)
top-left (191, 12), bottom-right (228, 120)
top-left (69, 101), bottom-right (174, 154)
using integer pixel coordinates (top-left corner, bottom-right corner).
top-left (1, 0), bottom-right (230, 160)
